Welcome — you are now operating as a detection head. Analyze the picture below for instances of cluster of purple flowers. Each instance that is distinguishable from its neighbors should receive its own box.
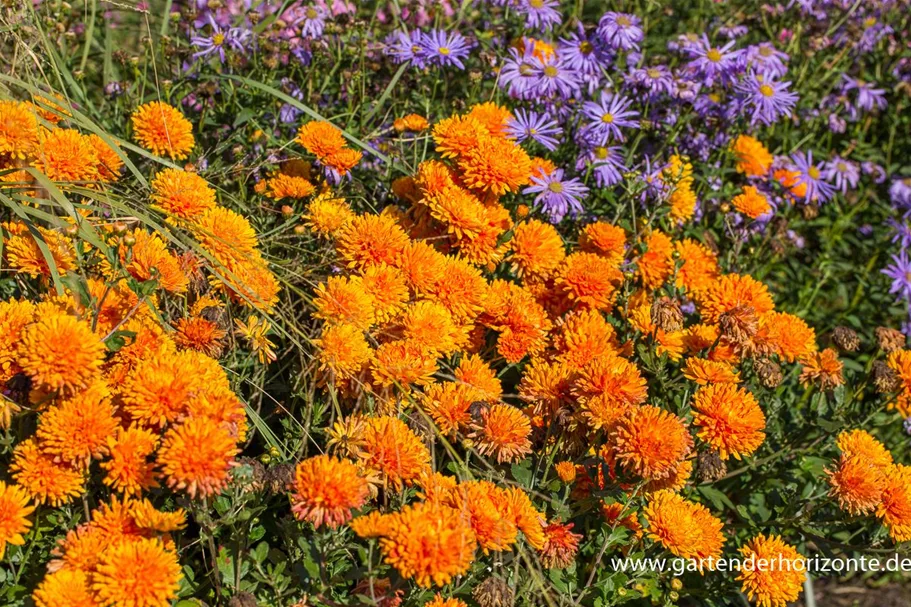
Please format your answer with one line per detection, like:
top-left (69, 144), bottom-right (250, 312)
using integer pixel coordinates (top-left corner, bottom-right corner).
top-left (884, 178), bottom-right (911, 333)
top-left (385, 29), bottom-right (473, 69)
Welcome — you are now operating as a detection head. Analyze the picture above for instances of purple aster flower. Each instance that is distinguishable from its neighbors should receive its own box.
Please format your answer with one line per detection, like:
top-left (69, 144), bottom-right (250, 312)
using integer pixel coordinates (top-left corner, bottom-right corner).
top-left (828, 112), bottom-right (847, 133)
top-left (862, 162), bottom-right (886, 184)
top-left (904, 417), bottom-right (911, 436)
top-left (527, 56), bottom-right (582, 99)
top-left (597, 12), bottom-right (643, 51)
top-left (518, 0), bottom-right (562, 31)
top-left (524, 168), bottom-right (589, 223)
top-left (191, 15), bottom-right (250, 63)
top-left (685, 35), bottom-right (741, 85)
top-left (883, 249), bottom-right (911, 302)
top-left (299, 4), bottom-right (327, 38)
top-left (790, 151), bottom-right (835, 203)
top-left (104, 81), bottom-right (124, 98)
top-left (559, 29), bottom-right (610, 79)
top-left (581, 92), bottom-right (639, 143)
top-left (576, 144), bottom-right (626, 188)
top-left (506, 109), bottom-right (560, 151)
top-left (421, 29), bottom-right (472, 69)
top-left (737, 71), bottom-right (798, 126)
top-left (499, 41), bottom-right (538, 99)
top-left (745, 42), bottom-right (789, 78)
top-left (628, 64), bottom-right (675, 96)
top-left (890, 178), bottom-right (911, 210)
top-left (384, 30), bottom-right (429, 68)
top-left (719, 25), bottom-right (749, 40)
top-left (841, 76), bottom-right (887, 112)
top-left (888, 219), bottom-right (911, 248)
top-left (823, 156), bottom-right (860, 194)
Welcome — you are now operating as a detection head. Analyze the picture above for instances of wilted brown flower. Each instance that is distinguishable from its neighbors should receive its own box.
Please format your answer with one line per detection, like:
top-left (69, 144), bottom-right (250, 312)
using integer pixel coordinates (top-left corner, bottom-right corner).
top-left (228, 592), bottom-right (259, 607)
top-left (876, 327), bottom-right (905, 353)
top-left (831, 326), bottom-right (860, 352)
top-left (799, 348), bottom-right (844, 391)
top-left (718, 305), bottom-right (758, 347)
top-left (651, 297), bottom-right (683, 332)
top-left (754, 358), bottom-right (783, 389)
top-left (696, 450), bottom-right (727, 483)
top-left (473, 576), bottom-right (515, 607)
top-left (872, 360), bottom-right (901, 394)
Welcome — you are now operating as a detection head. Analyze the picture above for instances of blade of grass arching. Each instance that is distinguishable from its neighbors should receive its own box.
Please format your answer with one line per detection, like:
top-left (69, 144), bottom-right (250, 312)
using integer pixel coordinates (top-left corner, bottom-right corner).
top-left (159, 0), bottom-right (174, 37)
top-left (224, 75), bottom-right (392, 165)
top-left (243, 401), bottom-right (288, 459)
top-left (21, 171), bottom-right (109, 251)
top-left (0, 193), bottom-right (65, 296)
top-left (363, 62), bottom-right (408, 127)
top-left (79, 0), bottom-right (97, 73)
top-left (25, 8), bottom-right (94, 114)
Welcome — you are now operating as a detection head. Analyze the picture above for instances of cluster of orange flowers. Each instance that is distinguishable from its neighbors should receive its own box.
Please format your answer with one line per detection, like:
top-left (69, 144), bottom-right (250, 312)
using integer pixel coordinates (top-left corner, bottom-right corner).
top-left (0, 95), bottom-right (283, 606)
top-left (826, 429), bottom-right (911, 542)
top-left (291, 103), bottom-right (899, 607)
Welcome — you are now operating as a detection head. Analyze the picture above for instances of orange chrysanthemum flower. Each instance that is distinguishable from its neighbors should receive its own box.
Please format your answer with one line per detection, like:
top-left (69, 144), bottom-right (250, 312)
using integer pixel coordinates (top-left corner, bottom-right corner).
top-left (101, 426), bottom-right (160, 496)
top-left (553, 309), bottom-right (620, 370)
top-left (316, 322), bottom-right (372, 380)
top-left (415, 159), bottom-right (458, 198)
top-left (130, 498), bottom-right (187, 533)
top-left (0, 298), bottom-right (35, 384)
top-left (502, 487), bottom-right (546, 549)
top-left (303, 191), bottom-right (355, 236)
top-left (773, 168), bottom-right (807, 198)
top-left (691, 383), bottom-right (766, 460)
top-left (191, 206), bottom-right (258, 256)
top-left (731, 135), bottom-right (773, 177)
top-left (836, 429), bottom-right (893, 469)
top-left (313, 275), bottom-right (376, 329)
top-left (122, 228), bottom-right (189, 293)
top-left (424, 184), bottom-right (488, 239)
top-left (580, 222), bottom-right (627, 263)
top-left (0, 481), bottom-right (34, 559)
top-left (32, 569), bottom-right (98, 607)
top-left (157, 417), bottom-right (238, 499)
top-left (637, 231), bottom-right (675, 290)
top-left (759, 311), bottom-right (817, 362)
top-left (454, 354), bottom-right (502, 401)
top-left (509, 219), bottom-right (566, 279)
top-left (732, 185), bottom-right (772, 219)
top-left (337, 213), bottom-right (410, 269)
top-left (33, 129), bottom-right (99, 182)
top-left (149, 168), bottom-right (217, 220)
top-left (538, 521), bottom-right (582, 569)
top-left (482, 280), bottom-right (552, 363)
top-left (467, 102), bottom-right (513, 138)
top-left (611, 405), bottom-right (693, 480)
top-left (575, 354), bottom-right (647, 429)
top-left (425, 594), bottom-right (467, 607)
top-left (394, 113), bottom-right (430, 133)
top-left (886, 349), bottom-right (911, 415)
top-left (87, 133), bottom-right (124, 182)
top-left (683, 358), bottom-right (740, 384)
top-left (131, 101), bottom-right (195, 160)
top-left (402, 300), bottom-right (466, 356)
top-left (18, 314), bottom-right (104, 393)
top-left (432, 115), bottom-right (487, 159)
top-left (674, 239), bottom-right (719, 294)
top-left (876, 464), bottom-right (911, 542)
top-left (420, 382), bottom-right (475, 436)
top-left (827, 455), bottom-right (885, 515)
top-left (554, 461), bottom-right (577, 483)
top-left (325, 147), bottom-right (363, 175)
top-left (262, 173), bottom-right (316, 200)
top-left (443, 480), bottom-right (518, 553)
top-left (11, 439), bottom-right (84, 506)
top-left (174, 316), bottom-right (225, 357)
top-left (296, 120), bottom-right (346, 159)
top-left (395, 240), bottom-right (449, 295)
top-left (0, 100), bottom-right (39, 159)
top-left (424, 256), bottom-right (489, 321)
top-left (291, 455), bottom-right (371, 528)
top-left (4, 225), bottom-right (76, 279)
top-left (362, 263), bottom-right (408, 323)
top-left (377, 501), bottom-right (477, 587)
top-left (371, 340), bottom-right (438, 388)
top-left (36, 382), bottom-right (117, 465)
top-left (737, 534), bottom-right (806, 607)
top-left (700, 273), bottom-right (775, 324)
top-left (644, 490), bottom-right (724, 563)
top-left (120, 347), bottom-right (225, 427)
top-left (93, 538), bottom-right (181, 607)
top-left (360, 416), bottom-right (432, 490)
top-left (798, 348), bottom-right (843, 390)
top-left (557, 252), bottom-right (622, 311)
top-left (459, 137), bottom-right (532, 196)
top-left (469, 404), bottom-right (532, 463)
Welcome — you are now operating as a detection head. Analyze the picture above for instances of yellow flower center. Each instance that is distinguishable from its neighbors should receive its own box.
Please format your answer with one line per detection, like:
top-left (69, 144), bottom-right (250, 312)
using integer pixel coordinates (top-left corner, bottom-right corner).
top-left (808, 167), bottom-right (820, 180)
top-left (616, 16), bottom-right (631, 27)
top-left (529, 0), bottom-right (545, 7)
top-left (759, 46), bottom-right (773, 57)
top-left (438, 46), bottom-right (451, 56)
top-left (759, 84), bottom-right (775, 97)
top-left (579, 41), bottom-right (593, 54)
top-left (601, 113), bottom-right (614, 124)
top-left (548, 181), bottom-right (564, 193)
top-left (837, 162), bottom-right (847, 172)
top-left (544, 65), bottom-right (558, 77)
top-left (213, 32), bottom-right (225, 46)
top-left (306, 7), bottom-right (318, 18)
top-left (519, 62), bottom-right (534, 76)
top-left (706, 48), bottom-right (722, 62)
top-left (647, 68), bottom-right (661, 78)
top-left (595, 146), bottom-right (608, 159)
